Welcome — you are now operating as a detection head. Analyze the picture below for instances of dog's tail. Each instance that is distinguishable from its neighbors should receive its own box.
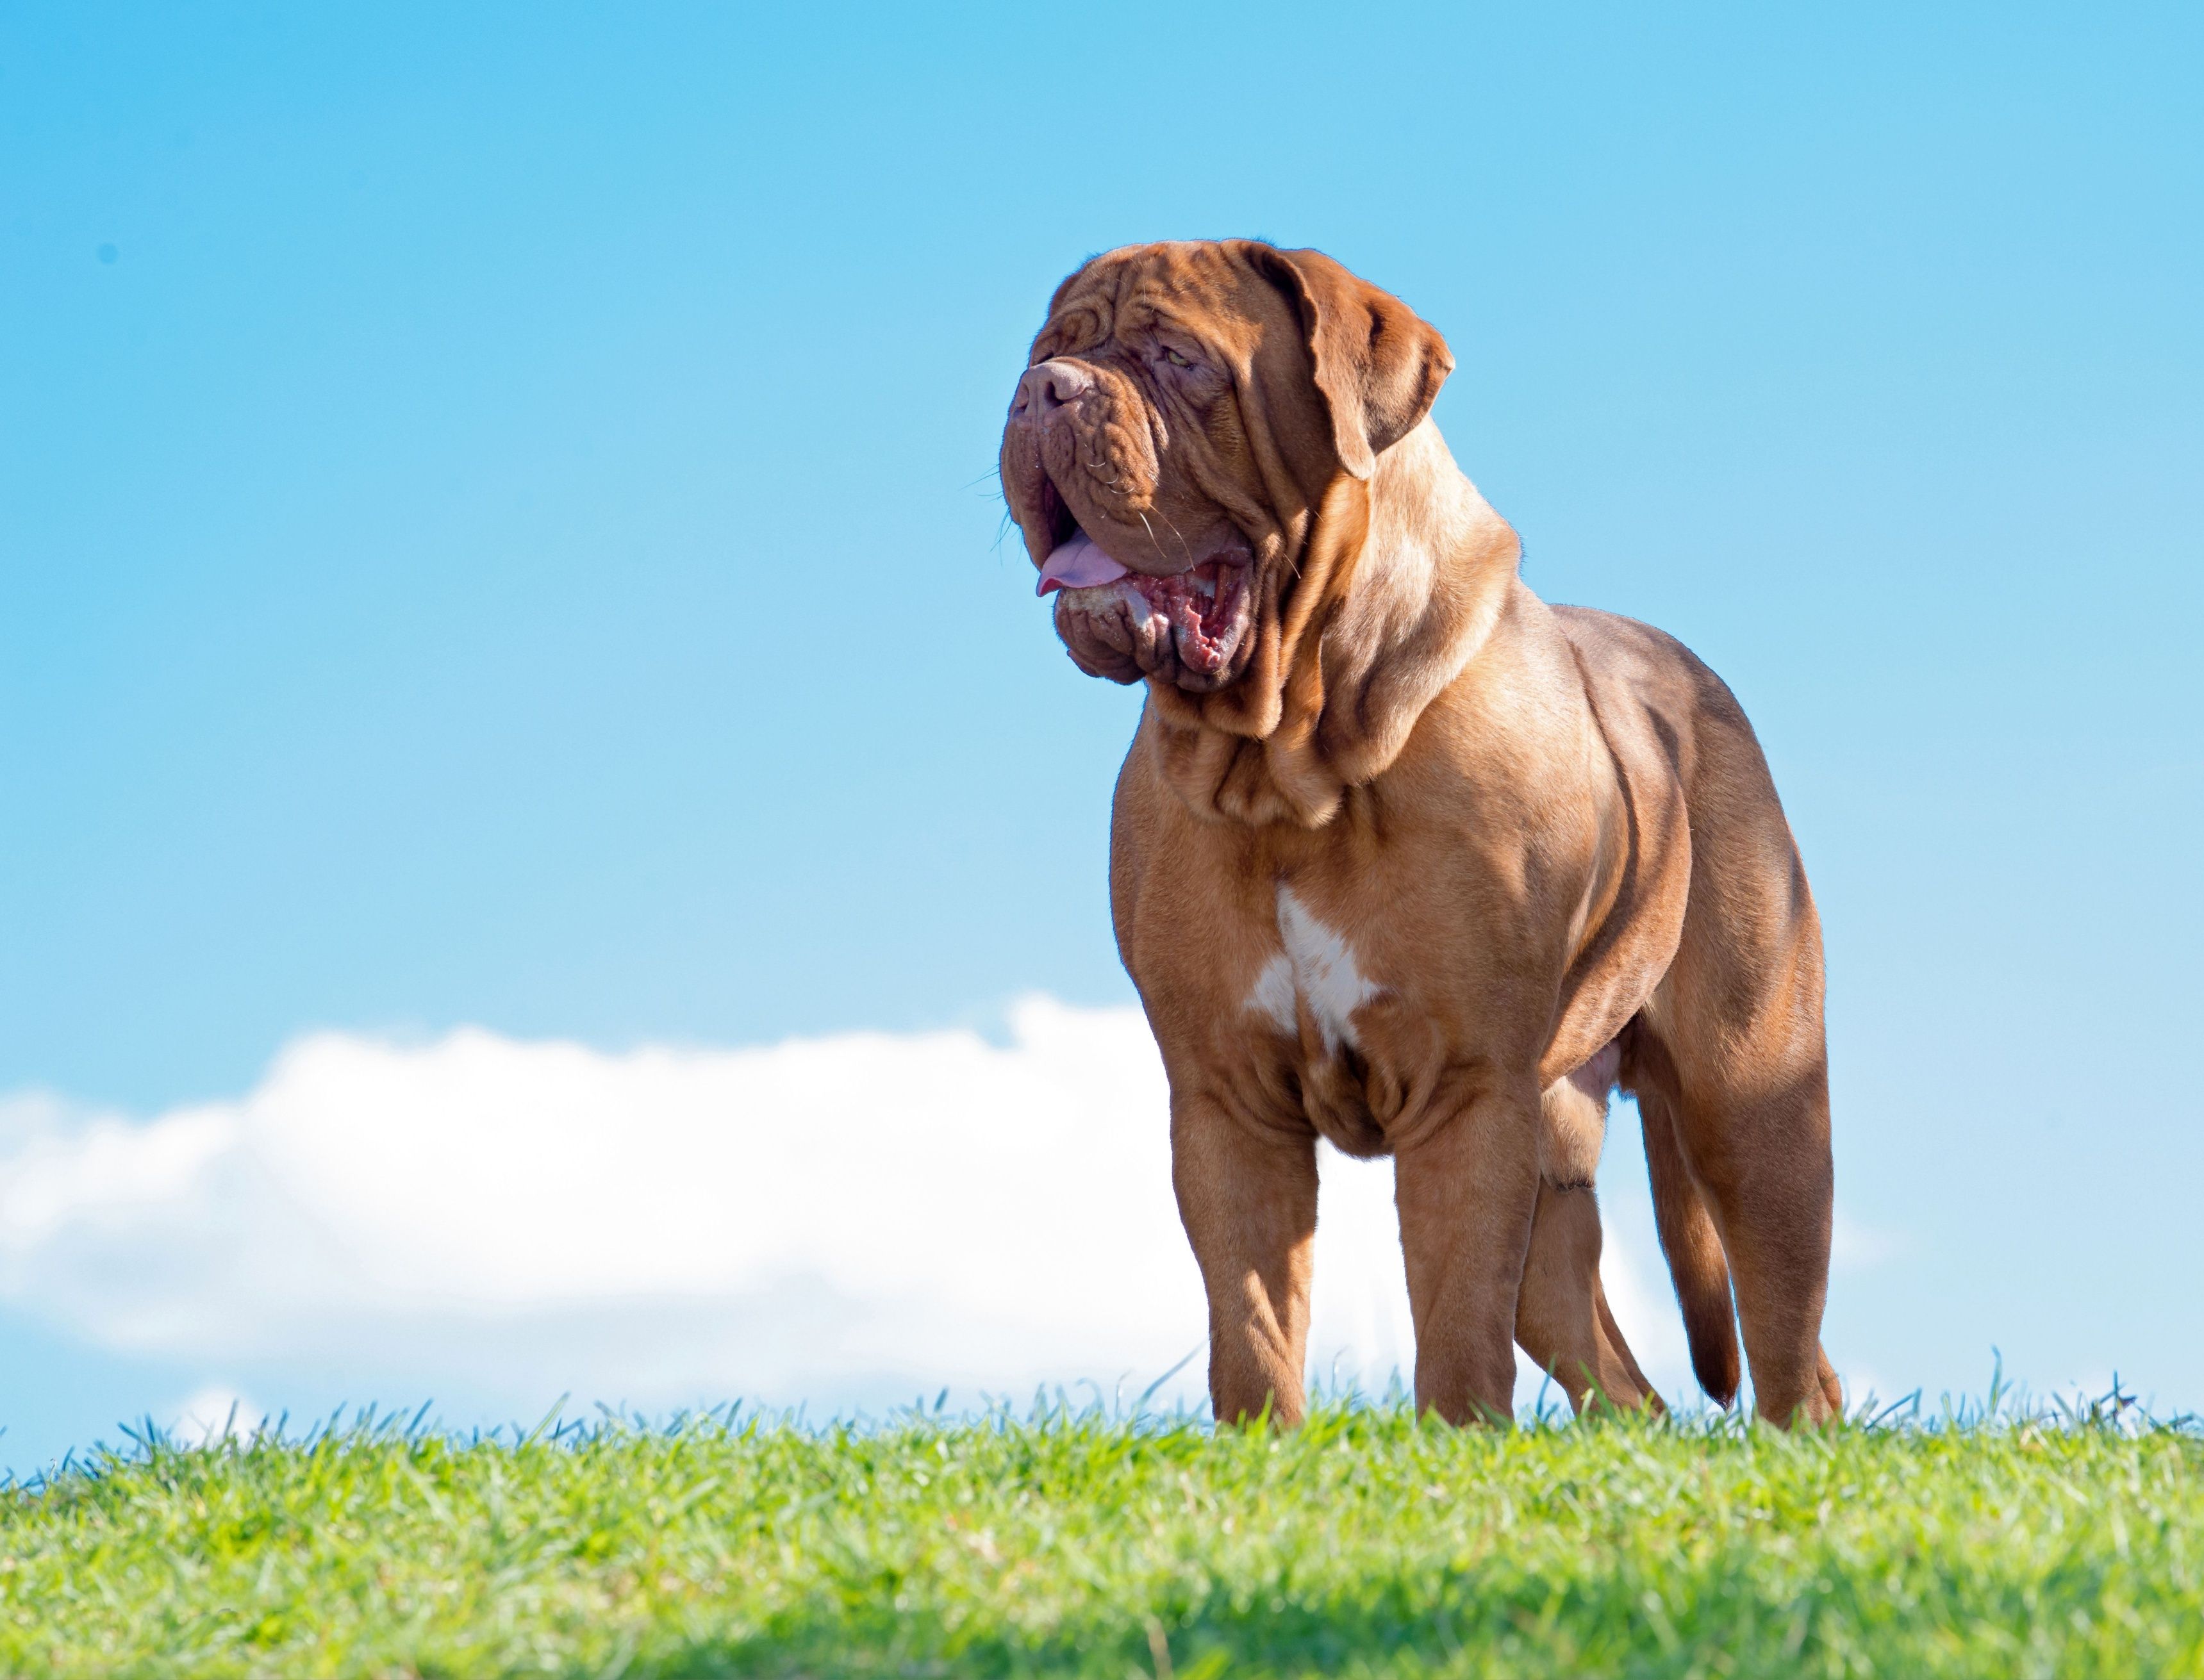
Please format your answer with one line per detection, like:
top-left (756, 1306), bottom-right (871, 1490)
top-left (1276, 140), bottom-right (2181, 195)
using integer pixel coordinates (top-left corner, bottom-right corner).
top-left (1632, 1062), bottom-right (1743, 1408)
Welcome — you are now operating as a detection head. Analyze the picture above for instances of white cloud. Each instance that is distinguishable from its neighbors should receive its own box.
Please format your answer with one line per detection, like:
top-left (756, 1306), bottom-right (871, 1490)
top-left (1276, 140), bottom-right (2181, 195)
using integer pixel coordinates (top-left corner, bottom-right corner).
top-left (0, 1001), bottom-right (1698, 1419)
top-left (170, 1385), bottom-right (266, 1446)
top-left (1830, 1207), bottom-right (1907, 1271)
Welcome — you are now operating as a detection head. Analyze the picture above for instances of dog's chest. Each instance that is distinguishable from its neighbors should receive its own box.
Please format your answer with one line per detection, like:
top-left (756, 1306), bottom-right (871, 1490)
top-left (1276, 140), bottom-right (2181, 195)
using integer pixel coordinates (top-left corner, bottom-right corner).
top-left (1234, 878), bottom-right (1413, 1155)
top-left (1243, 884), bottom-right (1381, 1056)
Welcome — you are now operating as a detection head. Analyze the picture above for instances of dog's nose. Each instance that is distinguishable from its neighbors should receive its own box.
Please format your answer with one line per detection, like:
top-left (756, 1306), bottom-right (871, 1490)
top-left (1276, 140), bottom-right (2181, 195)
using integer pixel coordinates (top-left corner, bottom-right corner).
top-left (1011, 359), bottom-right (1095, 417)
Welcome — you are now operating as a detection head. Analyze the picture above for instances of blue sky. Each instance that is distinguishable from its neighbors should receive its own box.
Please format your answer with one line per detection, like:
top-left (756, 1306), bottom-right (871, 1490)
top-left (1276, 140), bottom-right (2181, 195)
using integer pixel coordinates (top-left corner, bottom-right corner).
top-left (3, 1), bottom-right (2200, 1471)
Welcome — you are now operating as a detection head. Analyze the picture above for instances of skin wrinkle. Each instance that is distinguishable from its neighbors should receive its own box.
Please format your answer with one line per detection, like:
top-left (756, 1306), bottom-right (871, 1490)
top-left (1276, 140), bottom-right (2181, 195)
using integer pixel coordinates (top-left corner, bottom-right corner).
top-left (1006, 241), bottom-right (1840, 1431)
top-left (1015, 284), bottom-right (1263, 691)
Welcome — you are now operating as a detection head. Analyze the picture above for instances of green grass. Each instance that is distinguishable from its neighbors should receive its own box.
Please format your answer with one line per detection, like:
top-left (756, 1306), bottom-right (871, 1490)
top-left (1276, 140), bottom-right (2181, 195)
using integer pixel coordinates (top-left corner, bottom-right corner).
top-left (4, 1399), bottom-right (2200, 1679)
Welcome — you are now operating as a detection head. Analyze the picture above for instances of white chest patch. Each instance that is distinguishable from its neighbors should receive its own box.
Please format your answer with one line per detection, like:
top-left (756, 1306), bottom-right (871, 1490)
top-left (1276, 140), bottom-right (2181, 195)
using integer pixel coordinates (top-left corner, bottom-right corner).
top-left (1243, 885), bottom-right (1382, 1053)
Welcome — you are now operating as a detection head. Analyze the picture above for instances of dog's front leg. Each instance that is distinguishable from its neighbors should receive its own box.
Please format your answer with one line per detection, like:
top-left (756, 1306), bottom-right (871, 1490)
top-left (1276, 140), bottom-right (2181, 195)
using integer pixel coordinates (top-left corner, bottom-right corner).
top-left (1393, 1080), bottom-right (1542, 1425)
top-left (1170, 1096), bottom-right (1318, 1428)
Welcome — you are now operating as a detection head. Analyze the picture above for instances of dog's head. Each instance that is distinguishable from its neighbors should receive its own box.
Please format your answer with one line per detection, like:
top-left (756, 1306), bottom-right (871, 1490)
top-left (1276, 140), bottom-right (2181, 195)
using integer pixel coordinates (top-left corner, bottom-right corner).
top-left (999, 242), bottom-right (1453, 698)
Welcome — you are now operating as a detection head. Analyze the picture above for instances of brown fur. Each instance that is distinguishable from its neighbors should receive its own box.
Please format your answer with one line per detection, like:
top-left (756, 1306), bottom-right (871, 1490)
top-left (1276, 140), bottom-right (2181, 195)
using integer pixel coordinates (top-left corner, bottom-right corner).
top-left (1000, 242), bottom-right (1839, 1426)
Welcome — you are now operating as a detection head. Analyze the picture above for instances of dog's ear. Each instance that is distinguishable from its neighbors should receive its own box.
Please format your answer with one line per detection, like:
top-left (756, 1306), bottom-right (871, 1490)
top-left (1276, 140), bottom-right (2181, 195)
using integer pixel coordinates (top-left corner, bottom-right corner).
top-left (1251, 245), bottom-right (1454, 480)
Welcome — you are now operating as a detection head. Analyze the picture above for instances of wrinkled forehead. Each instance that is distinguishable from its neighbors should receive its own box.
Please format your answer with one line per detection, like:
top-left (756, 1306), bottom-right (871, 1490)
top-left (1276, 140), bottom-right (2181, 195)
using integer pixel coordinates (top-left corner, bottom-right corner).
top-left (1033, 242), bottom-right (1280, 361)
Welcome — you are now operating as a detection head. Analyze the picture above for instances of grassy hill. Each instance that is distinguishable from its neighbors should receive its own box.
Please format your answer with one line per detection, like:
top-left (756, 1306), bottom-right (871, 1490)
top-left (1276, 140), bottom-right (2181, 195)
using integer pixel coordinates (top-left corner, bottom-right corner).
top-left (4, 1399), bottom-right (2199, 1677)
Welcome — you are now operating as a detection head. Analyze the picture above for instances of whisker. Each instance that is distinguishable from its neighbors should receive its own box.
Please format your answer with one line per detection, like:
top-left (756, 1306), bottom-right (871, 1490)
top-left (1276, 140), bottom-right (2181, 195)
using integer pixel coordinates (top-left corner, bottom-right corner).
top-left (1156, 509), bottom-right (1195, 566)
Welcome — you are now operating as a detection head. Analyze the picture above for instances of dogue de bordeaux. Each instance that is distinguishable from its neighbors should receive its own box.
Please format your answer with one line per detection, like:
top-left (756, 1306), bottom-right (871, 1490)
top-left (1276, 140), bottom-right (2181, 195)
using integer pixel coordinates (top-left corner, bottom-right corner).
top-left (998, 241), bottom-right (1841, 1428)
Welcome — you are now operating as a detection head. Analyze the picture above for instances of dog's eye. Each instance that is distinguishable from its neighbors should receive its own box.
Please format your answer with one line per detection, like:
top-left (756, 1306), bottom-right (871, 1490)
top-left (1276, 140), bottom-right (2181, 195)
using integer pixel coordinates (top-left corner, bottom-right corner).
top-left (1161, 347), bottom-right (1194, 368)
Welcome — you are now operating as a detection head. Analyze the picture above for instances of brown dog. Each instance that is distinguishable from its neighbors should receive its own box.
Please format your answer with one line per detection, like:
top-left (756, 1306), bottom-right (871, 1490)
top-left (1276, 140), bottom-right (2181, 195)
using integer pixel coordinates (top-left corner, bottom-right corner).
top-left (999, 242), bottom-right (1841, 1428)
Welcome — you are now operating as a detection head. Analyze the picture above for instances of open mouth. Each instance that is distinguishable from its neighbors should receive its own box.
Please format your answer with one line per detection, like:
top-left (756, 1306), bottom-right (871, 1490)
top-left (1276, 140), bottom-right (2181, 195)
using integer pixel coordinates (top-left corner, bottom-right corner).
top-left (1039, 474), bottom-right (1081, 553)
top-left (1032, 487), bottom-right (1254, 686)
top-left (1116, 557), bottom-right (1248, 676)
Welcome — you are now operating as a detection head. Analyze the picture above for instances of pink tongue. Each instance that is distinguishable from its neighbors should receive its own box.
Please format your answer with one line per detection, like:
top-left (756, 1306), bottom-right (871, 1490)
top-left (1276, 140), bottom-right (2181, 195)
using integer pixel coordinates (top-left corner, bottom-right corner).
top-left (1036, 533), bottom-right (1130, 597)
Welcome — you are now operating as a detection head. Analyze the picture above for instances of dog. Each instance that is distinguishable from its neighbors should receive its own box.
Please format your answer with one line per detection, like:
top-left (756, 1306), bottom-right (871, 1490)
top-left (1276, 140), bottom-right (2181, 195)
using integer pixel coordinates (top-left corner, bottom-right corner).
top-left (1000, 241), bottom-right (1840, 1427)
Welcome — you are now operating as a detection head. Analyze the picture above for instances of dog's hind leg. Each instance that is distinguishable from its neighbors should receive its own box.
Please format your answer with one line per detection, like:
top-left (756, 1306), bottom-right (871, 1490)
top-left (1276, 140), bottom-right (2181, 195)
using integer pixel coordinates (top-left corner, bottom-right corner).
top-left (1646, 855), bottom-right (1837, 1426)
top-left (1661, 1042), bottom-right (1837, 1428)
top-left (1594, 1278), bottom-right (1662, 1411)
top-left (1513, 1051), bottom-right (1662, 1415)
top-left (1514, 1178), bottom-right (1660, 1414)
top-left (1625, 1023), bottom-right (1743, 1407)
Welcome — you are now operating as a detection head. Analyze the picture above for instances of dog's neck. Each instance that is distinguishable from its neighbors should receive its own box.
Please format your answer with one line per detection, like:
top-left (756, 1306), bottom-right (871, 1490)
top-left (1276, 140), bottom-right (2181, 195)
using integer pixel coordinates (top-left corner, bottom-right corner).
top-left (1330, 422), bottom-right (1519, 743)
top-left (1147, 418), bottom-right (1520, 828)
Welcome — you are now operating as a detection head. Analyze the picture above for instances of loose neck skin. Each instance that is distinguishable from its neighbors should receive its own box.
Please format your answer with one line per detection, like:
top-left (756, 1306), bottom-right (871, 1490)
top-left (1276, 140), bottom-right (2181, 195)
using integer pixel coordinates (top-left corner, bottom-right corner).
top-left (1148, 418), bottom-right (1523, 828)
top-left (1324, 419), bottom-right (1521, 723)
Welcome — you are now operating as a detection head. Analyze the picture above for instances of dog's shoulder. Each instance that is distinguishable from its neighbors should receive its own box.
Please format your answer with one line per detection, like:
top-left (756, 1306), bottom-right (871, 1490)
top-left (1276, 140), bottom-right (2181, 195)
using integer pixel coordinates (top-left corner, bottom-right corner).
top-left (1550, 604), bottom-right (1755, 743)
